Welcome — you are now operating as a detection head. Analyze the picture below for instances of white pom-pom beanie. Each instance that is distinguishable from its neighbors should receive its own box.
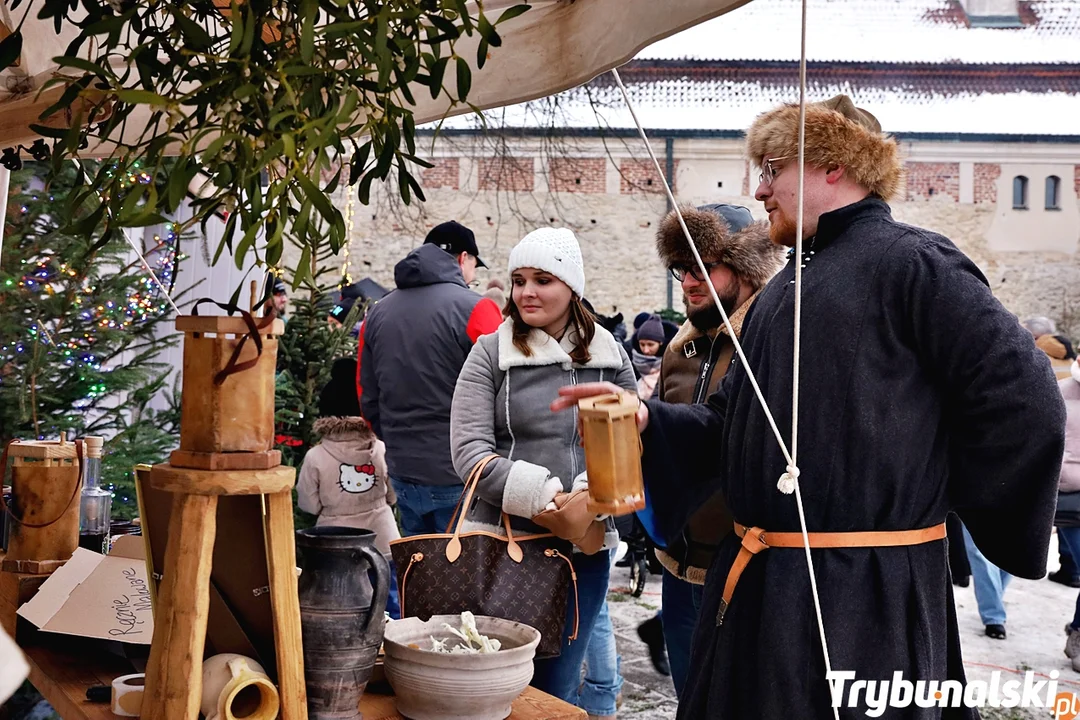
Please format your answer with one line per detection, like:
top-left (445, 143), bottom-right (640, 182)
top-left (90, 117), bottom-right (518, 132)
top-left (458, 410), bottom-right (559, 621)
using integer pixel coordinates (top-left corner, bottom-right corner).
top-left (507, 227), bottom-right (585, 297)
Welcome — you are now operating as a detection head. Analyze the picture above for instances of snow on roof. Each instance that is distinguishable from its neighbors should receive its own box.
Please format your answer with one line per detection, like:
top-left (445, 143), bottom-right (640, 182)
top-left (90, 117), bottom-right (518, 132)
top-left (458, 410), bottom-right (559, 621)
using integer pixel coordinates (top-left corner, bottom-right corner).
top-left (637, 0), bottom-right (1080, 65)
top-left (444, 83), bottom-right (1080, 136)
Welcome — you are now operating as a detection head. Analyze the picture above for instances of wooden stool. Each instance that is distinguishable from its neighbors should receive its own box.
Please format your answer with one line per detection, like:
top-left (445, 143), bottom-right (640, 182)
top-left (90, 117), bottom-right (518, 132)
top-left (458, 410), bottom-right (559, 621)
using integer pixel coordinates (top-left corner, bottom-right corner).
top-left (141, 463), bottom-right (307, 720)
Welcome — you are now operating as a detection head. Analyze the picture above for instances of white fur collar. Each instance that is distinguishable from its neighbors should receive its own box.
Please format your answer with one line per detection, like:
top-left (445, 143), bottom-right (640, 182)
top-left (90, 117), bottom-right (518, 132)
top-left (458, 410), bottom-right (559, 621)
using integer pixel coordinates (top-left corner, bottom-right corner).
top-left (1071, 358), bottom-right (1080, 385)
top-left (497, 318), bottom-right (624, 371)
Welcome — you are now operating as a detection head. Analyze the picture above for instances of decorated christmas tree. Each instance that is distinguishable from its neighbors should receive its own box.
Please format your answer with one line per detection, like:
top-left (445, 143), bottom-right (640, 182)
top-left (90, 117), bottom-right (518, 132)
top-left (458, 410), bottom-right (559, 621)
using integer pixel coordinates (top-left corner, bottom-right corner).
top-left (0, 162), bottom-right (187, 518)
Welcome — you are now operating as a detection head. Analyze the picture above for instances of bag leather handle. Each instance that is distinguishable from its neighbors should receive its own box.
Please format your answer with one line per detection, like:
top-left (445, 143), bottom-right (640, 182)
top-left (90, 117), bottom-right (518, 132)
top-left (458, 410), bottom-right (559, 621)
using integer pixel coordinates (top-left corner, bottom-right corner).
top-left (446, 455), bottom-right (524, 563)
top-left (190, 298), bottom-right (277, 385)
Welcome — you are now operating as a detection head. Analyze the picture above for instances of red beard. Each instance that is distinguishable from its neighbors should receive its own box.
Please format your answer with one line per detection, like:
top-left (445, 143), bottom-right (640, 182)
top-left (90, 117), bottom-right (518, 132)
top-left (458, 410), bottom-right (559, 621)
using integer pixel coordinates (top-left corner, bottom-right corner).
top-left (768, 208), bottom-right (799, 247)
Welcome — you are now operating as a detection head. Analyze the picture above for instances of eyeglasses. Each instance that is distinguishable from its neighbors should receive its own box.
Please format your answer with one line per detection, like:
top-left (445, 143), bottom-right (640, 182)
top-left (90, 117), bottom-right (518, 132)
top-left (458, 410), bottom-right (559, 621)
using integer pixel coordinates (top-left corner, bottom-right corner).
top-left (670, 261), bottom-right (721, 283)
top-left (758, 156), bottom-right (793, 186)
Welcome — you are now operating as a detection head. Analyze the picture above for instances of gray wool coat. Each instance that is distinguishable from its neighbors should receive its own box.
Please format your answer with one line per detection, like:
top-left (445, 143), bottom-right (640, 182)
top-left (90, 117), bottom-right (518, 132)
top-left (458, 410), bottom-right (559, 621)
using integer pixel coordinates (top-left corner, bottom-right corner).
top-left (450, 318), bottom-right (637, 541)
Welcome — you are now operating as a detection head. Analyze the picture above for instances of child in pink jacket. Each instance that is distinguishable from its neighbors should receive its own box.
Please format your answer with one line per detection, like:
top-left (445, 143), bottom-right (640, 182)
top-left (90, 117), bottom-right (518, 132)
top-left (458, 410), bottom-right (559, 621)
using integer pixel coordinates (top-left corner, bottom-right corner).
top-left (297, 357), bottom-right (401, 616)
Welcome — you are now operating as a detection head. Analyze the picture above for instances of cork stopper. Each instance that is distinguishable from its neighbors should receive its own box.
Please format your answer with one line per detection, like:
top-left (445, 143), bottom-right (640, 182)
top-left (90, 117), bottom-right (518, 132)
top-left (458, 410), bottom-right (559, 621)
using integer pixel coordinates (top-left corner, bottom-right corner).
top-left (82, 436), bottom-right (104, 458)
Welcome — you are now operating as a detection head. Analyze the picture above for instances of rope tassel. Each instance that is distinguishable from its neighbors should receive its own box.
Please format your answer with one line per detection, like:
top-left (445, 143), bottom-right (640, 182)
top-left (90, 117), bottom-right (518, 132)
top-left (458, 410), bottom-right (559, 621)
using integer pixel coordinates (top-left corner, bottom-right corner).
top-left (777, 465), bottom-right (800, 495)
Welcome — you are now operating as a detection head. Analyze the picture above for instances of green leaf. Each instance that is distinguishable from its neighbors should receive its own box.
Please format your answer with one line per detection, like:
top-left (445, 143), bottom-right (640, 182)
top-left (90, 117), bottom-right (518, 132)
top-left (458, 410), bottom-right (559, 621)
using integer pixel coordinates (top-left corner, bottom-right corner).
top-left (301, 0), bottom-right (316, 64)
top-left (234, 221), bottom-right (261, 270)
top-left (54, 56), bottom-right (109, 78)
top-left (0, 29), bottom-right (21, 72)
top-left (240, 8), bottom-right (256, 56)
top-left (476, 37), bottom-right (489, 69)
top-left (427, 14), bottom-right (460, 40)
top-left (295, 173), bottom-right (337, 224)
top-left (174, 13), bottom-right (213, 50)
top-left (428, 57), bottom-right (448, 99)
top-left (228, 0), bottom-right (244, 55)
top-left (455, 56), bottom-right (471, 99)
top-left (357, 172), bottom-right (376, 205)
top-left (214, 213), bottom-right (238, 265)
top-left (115, 89), bottom-right (169, 106)
top-left (294, 245), bottom-right (312, 288)
top-left (233, 83), bottom-right (258, 100)
top-left (495, 4), bottom-right (531, 24)
top-left (266, 218), bottom-right (284, 265)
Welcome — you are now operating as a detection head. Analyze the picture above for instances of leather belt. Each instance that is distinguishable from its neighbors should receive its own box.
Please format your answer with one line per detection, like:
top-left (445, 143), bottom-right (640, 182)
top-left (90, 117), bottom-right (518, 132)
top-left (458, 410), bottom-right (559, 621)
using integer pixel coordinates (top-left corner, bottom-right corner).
top-left (717, 521), bottom-right (947, 625)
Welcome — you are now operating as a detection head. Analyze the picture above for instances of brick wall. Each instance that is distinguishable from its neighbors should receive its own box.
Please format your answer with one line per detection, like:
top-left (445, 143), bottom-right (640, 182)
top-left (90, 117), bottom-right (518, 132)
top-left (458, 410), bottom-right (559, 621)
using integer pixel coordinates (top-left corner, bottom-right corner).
top-left (905, 162), bottom-right (960, 201)
top-left (478, 157), bottom-right (535, 192)
top-left (548, 158), bottom-right (607, 194)
top-left (620, 159), bottom-right (675, 195)
top-left (421, 158), bottom-right (459, 190)
top-left (742, 161), bottom-right (751, 196)
top-left (974, 163), bottom-right (1001, 204)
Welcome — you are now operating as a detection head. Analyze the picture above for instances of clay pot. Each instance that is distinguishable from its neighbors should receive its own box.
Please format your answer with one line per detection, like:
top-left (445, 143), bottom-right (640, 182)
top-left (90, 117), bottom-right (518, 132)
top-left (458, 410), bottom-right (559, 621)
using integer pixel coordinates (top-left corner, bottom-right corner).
top-left (200, 654), bottom-right (280, 720)
top-left (382, 615), bottom-right (541, 720)
top-left (297, 526), bottom-right (389, 720)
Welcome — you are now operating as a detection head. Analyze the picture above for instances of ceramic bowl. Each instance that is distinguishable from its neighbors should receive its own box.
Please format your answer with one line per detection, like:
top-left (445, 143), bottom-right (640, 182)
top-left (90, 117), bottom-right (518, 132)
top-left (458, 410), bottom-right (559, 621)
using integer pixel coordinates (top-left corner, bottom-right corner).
top-left (382, 615), bottom-right (541, 720)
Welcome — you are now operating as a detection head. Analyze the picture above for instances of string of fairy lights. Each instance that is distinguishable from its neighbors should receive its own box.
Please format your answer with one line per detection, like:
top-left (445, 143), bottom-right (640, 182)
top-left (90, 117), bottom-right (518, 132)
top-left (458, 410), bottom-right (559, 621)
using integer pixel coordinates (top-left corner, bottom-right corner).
top-left (1, 162), bottom-right (184, 402)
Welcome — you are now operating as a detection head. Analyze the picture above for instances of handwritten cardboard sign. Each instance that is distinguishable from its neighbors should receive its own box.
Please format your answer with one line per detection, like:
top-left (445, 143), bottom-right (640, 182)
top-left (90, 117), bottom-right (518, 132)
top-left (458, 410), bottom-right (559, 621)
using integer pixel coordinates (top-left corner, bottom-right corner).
top-left (18, 535), bottom-right (154, 644)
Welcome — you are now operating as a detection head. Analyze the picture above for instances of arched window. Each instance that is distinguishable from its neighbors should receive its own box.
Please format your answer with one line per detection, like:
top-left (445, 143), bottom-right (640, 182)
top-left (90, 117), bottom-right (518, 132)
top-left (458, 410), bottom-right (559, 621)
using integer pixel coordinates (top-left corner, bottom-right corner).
top-left (1012, 175), bottom-right (1028, 210)
top-left (1046, 175), bottom-right (1061, 210)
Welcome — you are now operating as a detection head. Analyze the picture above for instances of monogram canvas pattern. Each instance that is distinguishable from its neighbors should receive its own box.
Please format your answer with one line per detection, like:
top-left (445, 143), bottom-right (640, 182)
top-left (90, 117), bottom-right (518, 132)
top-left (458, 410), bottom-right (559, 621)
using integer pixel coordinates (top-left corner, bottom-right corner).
top-left (391, 533), bottom-right (574, 658)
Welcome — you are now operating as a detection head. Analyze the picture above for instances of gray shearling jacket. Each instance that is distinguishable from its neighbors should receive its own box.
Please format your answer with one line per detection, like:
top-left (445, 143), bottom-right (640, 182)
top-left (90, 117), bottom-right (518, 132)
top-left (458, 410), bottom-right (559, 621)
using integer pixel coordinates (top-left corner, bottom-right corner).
top-left (450, 318), bottom-right (636, 542)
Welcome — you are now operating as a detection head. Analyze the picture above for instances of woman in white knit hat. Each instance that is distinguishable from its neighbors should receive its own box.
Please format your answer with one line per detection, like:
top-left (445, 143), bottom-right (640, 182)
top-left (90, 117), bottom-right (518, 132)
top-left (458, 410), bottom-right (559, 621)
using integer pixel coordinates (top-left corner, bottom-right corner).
top-left (450, 227), bottom-right (636, 719)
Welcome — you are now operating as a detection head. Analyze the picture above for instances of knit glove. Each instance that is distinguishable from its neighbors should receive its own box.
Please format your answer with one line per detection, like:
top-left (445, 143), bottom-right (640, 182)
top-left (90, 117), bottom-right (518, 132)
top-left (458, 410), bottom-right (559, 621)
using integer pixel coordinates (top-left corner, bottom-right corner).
top-left (531, 488), bottom-right (606, 555)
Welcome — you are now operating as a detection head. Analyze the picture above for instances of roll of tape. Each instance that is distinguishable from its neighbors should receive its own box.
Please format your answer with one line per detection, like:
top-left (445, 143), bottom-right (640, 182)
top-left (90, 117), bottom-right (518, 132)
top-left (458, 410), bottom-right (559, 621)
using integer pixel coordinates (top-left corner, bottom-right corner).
top-left (111, 673), bottom-right (145, 717)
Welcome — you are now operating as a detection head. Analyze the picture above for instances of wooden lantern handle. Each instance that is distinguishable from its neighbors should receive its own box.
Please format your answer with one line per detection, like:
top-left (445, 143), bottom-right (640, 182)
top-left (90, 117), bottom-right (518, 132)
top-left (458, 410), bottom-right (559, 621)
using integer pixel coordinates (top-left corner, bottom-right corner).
top-left (0, 439), bottom-right (84, 529)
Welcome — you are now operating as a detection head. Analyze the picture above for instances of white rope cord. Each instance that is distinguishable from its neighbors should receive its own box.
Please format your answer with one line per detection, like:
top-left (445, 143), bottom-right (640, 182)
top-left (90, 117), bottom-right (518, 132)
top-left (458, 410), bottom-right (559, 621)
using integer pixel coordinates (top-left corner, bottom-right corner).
top-left (612, 0), bottom-right (838, 713)
top-left (610, 69), bottom-right (796, 476)
top-left (788, 0), bottom-right (839, 716)
top-left (120, 228), bottom-right (183, 317)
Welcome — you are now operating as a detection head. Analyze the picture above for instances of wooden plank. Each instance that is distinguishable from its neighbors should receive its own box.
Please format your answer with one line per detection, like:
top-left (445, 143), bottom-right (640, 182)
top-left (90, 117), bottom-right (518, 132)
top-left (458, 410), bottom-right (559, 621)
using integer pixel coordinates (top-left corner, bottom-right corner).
top-left (7, 440), bottom-right (78, 460)
top-left (149, 464), bottom-right (294, 495)
top-left (175, 315), bottom-right (284, 336)
top-left (263, 489), bottom-right (308, 720)
top-left (22, 641), bottom-right (134, 720)
top-left (142, 494), bottom-right (217, 720)
top-left (358, 686), bottom-right (586, 720)
top-left (169, 448), bottom-right (282, 471)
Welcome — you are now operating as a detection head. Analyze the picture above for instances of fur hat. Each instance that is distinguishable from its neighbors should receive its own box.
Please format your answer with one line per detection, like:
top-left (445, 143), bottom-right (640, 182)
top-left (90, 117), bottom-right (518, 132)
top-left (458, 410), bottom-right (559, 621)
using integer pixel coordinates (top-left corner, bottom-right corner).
top-left (656, 203), bottom-right (786, 291)
top-left (745, 94), bottom-right (903, 202)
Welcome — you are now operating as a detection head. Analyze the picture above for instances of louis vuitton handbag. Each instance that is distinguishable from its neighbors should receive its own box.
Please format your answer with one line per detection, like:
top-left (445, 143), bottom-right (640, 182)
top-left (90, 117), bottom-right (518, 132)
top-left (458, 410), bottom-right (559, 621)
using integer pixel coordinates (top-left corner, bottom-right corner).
top-left (389, 455), bottom-right (579, 658)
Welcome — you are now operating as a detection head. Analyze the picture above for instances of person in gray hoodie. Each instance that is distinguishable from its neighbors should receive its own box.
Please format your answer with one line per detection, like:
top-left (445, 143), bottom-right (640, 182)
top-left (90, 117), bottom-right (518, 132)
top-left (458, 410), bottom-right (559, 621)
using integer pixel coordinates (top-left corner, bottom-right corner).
top-left (450, 227), bottom-right (636, 720)
top-left (359, 222), bottom-right (501, 536)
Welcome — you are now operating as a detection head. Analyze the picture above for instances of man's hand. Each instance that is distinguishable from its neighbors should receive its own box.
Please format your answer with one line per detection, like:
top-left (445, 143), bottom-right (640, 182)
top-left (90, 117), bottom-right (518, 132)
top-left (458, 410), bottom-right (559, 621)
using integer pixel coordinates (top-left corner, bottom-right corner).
top-left (550, 382), bottom-right (650, 433)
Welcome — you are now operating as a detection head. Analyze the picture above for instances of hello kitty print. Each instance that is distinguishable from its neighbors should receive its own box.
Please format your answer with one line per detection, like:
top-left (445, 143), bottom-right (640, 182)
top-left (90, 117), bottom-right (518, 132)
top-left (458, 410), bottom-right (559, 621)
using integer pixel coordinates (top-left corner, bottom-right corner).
top-left (338, 463), bottom-right (377, 494)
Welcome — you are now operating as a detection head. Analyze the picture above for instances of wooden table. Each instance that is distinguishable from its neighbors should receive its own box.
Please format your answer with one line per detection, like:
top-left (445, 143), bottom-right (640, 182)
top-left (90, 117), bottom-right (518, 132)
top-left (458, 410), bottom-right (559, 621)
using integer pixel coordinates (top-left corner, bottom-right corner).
top-left (20, 637), bottom-right (585, 720)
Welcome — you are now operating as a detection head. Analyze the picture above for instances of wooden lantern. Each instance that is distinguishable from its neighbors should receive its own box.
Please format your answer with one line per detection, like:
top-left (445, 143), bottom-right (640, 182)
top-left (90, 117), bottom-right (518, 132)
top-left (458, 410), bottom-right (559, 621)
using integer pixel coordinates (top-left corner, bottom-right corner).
top-left (579, 393), bottom-right (646, 516)
top-left (176, 315), bottom-right (284, 455)
top-left (2, 435), bottom-right (83, 574)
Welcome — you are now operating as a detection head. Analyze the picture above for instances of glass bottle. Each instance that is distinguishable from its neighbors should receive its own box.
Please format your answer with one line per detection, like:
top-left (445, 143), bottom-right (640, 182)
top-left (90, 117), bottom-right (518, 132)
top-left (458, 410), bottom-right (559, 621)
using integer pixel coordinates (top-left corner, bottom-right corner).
top-left (78, 436), bottom-right (111, 554)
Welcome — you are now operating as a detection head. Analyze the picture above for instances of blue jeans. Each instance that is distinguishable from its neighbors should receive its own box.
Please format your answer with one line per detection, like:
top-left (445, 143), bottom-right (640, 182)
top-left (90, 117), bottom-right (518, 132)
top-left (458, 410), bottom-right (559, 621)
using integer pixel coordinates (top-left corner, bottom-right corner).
top-left (533, 551), bottom-right (612, 710)
top-left (661, 569), bottom-right (704, 698)
top-left (580, 568), bottom-right (623, 715)
top-left (370, 560), bottom-right (401, 620)
top-left (391, 476), bottom-right (465, 537)
top-left (962, 524), bottom-right (1012, 626)
top-left (1057, 528), bottom-right (1080, 629)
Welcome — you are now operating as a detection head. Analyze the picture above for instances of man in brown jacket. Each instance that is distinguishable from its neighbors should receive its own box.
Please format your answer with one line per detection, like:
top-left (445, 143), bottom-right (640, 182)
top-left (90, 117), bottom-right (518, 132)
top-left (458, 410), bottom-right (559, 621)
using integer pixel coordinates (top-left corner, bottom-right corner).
top-left (638, 202), bottom-right (785, 696)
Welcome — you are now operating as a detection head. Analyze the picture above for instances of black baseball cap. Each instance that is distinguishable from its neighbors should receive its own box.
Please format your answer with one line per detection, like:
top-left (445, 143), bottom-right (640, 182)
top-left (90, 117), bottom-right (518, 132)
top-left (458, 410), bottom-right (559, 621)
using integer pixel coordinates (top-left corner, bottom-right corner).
top-left (423, 221), bottom-right (487, 268)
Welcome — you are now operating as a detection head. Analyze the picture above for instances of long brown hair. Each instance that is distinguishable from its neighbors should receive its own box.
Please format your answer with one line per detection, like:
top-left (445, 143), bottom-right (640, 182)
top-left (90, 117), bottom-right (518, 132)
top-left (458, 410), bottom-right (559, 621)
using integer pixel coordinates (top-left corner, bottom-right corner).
top-left (505, 293), bottom-right (596, 365)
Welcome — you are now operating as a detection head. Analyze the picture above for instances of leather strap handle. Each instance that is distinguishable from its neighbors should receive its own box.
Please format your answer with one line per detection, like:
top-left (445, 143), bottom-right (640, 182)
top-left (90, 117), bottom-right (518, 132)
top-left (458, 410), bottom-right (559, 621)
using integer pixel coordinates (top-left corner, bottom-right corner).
top-left (191, 298), bottom-right (277, 385)
top-left (445, 455), bottom-right (505, 563)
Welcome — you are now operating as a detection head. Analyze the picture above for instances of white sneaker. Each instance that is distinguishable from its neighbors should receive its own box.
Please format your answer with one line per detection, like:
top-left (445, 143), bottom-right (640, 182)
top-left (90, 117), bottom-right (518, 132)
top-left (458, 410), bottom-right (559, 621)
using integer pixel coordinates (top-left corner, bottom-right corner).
top-left (611, 541), bottom-right (628, 568)
top-left (1065, 624), bottom-right (1080, 660)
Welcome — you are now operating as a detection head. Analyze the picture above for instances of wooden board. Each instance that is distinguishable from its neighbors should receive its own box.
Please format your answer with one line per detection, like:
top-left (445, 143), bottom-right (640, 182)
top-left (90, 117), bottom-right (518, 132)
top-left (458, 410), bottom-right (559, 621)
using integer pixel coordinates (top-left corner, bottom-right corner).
top-left (358, 686), bottom-right (586, 720)
top-left (149, 463), bottom-right (295, 495)
top-left (169, 448), bottom-right (282, 471)
top-left (20, 638), bottom-right (584, 720)
top-left (7, 440), bottom-right (78, 460)
top-left (175, 315), bottom-right (284, 336)
top-left (264, 489), bottom-right (307, 720)
top-left (22, 639), bottom-right (136, 720)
